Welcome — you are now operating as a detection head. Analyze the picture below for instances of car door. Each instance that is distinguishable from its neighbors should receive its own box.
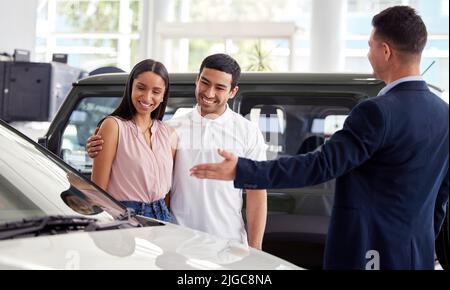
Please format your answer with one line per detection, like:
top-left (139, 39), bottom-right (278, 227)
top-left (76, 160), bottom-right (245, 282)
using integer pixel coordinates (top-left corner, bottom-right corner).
top-left (234, 88), bottom-right (368, 269)
top-left (234, 85), bottom-right (449, 270)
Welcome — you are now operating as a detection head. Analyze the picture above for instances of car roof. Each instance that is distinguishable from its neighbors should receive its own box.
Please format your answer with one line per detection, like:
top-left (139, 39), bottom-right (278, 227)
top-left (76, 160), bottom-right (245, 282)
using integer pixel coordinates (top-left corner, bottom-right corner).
top-left (76, 72), bottom-right (385, 86)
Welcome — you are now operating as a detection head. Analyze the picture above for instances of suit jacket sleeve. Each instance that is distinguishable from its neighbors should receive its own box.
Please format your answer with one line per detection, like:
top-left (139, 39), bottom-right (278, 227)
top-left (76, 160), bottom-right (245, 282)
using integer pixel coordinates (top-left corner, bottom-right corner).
top-left (434, 168), bottom-right (449, 239)
top-left (234, 99), bottom-right (387, 189)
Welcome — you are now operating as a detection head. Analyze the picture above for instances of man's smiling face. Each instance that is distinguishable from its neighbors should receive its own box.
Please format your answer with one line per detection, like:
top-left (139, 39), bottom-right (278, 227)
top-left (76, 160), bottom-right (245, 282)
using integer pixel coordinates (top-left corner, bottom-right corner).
top-left (195, 68), bottom-right (238, 117)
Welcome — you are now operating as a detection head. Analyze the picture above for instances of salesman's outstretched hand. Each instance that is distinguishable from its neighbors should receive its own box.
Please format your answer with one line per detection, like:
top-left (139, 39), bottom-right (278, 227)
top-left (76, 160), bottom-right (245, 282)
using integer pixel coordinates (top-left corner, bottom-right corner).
top-left (190, 149), bottom-right (238, 181)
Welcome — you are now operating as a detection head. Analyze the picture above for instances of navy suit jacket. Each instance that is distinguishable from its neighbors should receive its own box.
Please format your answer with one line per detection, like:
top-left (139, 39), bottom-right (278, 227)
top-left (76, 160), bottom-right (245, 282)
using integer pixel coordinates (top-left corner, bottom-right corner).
top-left (235, 81), bottom-right (449, 270)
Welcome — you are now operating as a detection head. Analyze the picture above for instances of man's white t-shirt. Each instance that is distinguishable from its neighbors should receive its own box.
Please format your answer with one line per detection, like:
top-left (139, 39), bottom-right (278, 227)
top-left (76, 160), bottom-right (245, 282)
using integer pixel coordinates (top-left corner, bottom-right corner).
top-left (166, 105), bottom-right (267, 244)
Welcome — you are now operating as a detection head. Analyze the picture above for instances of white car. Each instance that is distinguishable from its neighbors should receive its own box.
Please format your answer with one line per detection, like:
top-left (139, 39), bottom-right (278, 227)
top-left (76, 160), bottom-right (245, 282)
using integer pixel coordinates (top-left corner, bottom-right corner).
top-left (0, 120), bottom-right (300, 270)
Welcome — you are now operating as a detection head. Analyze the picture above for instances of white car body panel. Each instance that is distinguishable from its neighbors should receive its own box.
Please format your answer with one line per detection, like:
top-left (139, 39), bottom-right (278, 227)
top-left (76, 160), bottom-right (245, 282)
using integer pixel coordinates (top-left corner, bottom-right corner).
top-left (0, 222), bottom-right (301, 270)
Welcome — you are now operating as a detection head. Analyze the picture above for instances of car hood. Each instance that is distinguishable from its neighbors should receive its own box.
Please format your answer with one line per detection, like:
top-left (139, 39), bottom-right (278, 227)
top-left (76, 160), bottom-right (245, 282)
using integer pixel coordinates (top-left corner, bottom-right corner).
top-left (0, 222), bottom-right (301, 270)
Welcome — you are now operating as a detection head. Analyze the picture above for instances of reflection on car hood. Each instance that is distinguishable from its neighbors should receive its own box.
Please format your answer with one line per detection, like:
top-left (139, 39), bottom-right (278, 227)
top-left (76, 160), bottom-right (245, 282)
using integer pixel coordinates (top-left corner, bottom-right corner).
top-left (0, 222), bottom-right (301, 270)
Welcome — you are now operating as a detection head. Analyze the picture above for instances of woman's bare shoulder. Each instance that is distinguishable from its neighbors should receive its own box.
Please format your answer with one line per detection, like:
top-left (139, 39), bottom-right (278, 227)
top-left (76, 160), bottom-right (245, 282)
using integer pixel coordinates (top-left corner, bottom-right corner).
top-left (99, 117), bottom-right (119, 136)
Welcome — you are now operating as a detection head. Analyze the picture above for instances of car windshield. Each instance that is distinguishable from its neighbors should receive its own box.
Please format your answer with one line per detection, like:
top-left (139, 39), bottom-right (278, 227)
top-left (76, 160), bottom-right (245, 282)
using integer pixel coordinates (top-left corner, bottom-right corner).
top-left (0, 122), bottom-right (126, 224)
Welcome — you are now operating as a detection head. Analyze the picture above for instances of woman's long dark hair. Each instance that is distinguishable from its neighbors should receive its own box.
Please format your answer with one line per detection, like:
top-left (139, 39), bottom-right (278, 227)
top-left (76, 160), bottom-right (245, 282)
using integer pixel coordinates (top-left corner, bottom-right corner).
top-left (109, 59), bottom-right (170, 122)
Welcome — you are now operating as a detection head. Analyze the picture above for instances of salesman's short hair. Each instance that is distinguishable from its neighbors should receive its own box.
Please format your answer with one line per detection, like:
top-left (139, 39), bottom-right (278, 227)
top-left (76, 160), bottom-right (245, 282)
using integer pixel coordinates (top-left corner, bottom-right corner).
top-left (372, 6), bottom-right (427, 54)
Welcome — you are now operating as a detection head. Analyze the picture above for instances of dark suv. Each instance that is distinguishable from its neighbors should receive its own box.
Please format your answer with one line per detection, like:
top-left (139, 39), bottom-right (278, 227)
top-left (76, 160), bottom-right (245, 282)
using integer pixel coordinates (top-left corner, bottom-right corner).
top-left (38, 72), bottom-right (449, 269)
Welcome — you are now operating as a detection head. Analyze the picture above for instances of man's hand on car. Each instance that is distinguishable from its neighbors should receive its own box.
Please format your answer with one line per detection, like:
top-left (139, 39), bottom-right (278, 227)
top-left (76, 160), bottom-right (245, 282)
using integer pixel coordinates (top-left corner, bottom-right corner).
top-left (86, 127), bottom-right (103, 158)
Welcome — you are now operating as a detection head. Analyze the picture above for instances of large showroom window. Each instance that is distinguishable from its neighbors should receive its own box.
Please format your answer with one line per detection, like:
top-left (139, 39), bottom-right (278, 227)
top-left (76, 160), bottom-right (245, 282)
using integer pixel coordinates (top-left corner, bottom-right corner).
top-left (35, 0), bottom-right (140, 71)
top-left (35, 0), bottom-right (448, 102)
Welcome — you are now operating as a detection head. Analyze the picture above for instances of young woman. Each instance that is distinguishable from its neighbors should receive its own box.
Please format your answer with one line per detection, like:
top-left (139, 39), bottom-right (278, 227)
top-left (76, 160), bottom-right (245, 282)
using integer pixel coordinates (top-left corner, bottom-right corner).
top-left (91, 59), bottom-right (176, 222)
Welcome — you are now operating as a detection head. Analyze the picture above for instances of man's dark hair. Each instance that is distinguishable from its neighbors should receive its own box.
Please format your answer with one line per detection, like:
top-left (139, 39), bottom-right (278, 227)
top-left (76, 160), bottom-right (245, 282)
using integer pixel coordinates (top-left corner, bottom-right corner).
top-left (372, 6), bottom-right (427, 54)
top-left (198, 53), bottom-right (241, 89)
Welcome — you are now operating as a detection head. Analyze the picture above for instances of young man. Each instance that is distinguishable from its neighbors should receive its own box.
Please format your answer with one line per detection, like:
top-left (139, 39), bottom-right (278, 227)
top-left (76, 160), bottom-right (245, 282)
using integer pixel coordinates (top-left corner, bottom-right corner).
top-left (87, 54), bottom-right (267, 249)
top-left (191, 7), bottom-right (449, 270)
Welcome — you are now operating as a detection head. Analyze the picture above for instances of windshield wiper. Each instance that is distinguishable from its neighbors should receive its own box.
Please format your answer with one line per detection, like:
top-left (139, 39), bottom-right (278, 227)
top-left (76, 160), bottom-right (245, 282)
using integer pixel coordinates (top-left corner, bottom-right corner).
top-left (0, 215), bottom-right (98, 240)
top-left (116, 207), bottom-right (164, 227)
top-left (0, 213), bottom-right (147, 240)
top-left (117, 207), bottom-right (137, 222)
top-left (0, 209), bottom-right (158, 240)
top-left (84, 208), bottom-right (143, 231)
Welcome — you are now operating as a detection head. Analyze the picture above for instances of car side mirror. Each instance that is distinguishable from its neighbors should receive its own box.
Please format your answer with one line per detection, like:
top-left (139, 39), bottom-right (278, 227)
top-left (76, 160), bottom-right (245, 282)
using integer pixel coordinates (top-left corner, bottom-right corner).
top-left (38, 136), bottom-right (48, 148)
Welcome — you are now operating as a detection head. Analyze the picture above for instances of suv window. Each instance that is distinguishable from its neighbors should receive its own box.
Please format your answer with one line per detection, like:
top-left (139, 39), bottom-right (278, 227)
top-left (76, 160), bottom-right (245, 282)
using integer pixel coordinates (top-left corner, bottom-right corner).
top-left (312, 115), bottom-right (348, 139)
top-left (239, 93), bottom-right (354, 217)
top-left (61, 97), bottom-right (122, 173)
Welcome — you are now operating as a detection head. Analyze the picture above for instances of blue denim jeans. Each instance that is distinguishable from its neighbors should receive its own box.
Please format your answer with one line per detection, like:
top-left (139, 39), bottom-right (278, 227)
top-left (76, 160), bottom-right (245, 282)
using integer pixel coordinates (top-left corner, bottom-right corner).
top-left (121, 199), bottom-right (171, 222)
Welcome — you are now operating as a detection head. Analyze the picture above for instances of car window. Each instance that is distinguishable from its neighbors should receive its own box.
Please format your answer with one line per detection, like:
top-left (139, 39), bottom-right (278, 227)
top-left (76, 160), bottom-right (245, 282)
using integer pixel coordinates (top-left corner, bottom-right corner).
top-left (246, 104), bottom-right (350, 161)
top-left (61, 97), bottom-right (122, 174)
top-left (166, 107), bottom-right (194, 120)
top-left (164, 96), bottom-right (197, 120)
top-left (312, 115), bottom-right (348, 139)
top-left (239, 93), bottom-right (355, 217)
top-left (247, 106), bottom-right (286, 158)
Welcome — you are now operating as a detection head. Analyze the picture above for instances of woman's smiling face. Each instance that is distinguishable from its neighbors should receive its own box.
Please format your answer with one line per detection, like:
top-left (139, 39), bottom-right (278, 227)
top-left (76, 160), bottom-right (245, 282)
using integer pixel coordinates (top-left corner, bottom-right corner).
top-left (131, 71), bottom-right (166, 116)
